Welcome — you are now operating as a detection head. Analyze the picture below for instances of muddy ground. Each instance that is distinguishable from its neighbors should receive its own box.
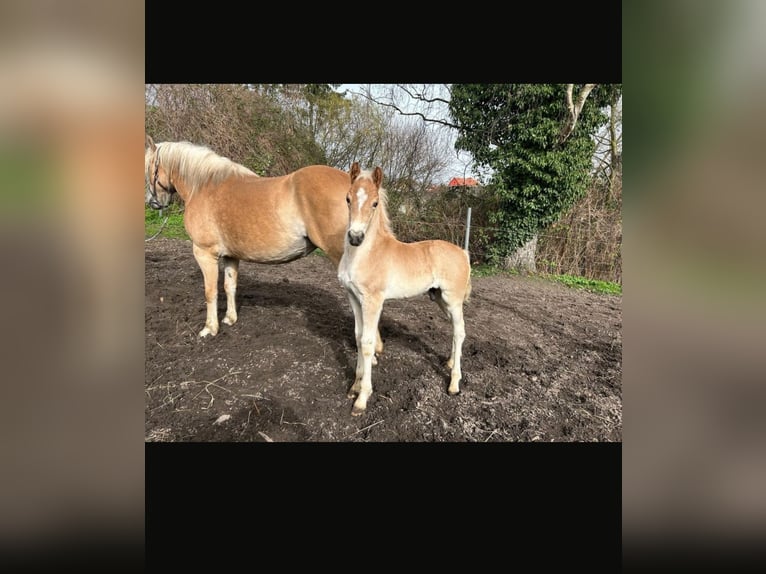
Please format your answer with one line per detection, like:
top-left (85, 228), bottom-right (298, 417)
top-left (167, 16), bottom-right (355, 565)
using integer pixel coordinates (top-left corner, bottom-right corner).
top-left (145, 238), bottom-right (621, 442)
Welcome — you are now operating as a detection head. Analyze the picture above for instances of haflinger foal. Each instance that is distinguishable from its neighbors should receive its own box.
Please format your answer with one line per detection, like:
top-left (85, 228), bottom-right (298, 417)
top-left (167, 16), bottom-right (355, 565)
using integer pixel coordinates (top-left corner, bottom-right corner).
top-left (338, 162), bottom-right (472, 416)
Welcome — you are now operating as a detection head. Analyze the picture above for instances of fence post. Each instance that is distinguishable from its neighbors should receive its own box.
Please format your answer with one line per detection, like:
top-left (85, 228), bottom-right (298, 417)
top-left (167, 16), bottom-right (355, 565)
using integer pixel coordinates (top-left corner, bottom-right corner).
top-left (464, 207), bottom-right (472, 250)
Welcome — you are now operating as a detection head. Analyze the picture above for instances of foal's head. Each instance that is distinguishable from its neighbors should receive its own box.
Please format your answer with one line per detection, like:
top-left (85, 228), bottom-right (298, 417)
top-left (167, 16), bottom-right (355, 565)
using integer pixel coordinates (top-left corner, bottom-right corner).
top-left (145, 134), bottom-right (175, 209)
top-left (346, 162), bottom-right (384, 247)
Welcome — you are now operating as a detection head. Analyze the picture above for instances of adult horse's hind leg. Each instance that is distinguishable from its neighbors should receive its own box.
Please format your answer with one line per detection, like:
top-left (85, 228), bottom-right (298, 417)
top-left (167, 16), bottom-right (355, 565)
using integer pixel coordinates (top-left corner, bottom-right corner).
top-left (192, 244), bottom-right (220, 337)
top-left (222, 257), bottom-right (239, 327)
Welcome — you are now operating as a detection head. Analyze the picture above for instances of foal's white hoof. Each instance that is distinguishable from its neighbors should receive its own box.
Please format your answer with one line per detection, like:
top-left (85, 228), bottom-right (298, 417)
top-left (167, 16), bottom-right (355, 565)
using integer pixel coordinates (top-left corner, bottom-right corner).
top-left (222, 316), bottom-right (236, 326)
top-left (351, 405), bottom-right (366, 417)
top-left (199, 326), bottom-right (217, 338)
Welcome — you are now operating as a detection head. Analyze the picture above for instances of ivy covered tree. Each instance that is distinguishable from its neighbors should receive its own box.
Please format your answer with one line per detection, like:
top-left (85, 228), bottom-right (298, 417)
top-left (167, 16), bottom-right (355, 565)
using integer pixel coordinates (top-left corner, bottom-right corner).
top-left (449, 84), bottom-right (619, 270)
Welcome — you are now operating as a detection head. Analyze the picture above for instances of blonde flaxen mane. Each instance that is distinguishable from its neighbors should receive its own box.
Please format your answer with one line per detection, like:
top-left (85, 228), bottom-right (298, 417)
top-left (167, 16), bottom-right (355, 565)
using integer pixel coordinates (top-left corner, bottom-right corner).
top-left (146, 141), bottom-right (256, 198)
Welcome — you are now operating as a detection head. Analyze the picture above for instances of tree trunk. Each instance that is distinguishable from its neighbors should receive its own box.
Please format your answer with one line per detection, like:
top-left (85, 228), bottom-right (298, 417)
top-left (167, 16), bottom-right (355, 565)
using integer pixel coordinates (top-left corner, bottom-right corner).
top-left (504, 235), bottom-right (538, 273)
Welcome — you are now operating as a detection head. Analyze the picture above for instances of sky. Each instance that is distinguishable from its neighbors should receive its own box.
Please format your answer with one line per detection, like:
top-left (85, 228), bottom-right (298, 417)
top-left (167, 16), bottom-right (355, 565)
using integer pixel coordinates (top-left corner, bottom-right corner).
top-left (336, 84), bottom-right (481, 181)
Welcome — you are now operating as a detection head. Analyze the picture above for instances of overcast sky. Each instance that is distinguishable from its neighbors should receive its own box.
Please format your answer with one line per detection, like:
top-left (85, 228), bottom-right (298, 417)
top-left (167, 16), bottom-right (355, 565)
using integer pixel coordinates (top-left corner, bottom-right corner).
top-left (336, 84), bottom-right (481, 181)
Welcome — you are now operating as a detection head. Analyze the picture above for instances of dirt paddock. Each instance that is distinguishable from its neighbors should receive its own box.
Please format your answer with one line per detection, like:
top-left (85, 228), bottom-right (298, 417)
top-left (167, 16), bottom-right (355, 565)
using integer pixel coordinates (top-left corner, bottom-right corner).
top-left (145, 238), bottom-right (621, 442)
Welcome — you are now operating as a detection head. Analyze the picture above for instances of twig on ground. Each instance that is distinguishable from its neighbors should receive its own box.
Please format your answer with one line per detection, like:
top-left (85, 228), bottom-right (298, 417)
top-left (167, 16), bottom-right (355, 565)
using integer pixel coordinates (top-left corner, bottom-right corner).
top-left (258, 431), bottom-right (274, 442)
top-left (187, 371), bottom-right (243, 409)
top-left (279, 409), bottom-right (306, 425)
top-left (344, 419), bottom-right (384, 439)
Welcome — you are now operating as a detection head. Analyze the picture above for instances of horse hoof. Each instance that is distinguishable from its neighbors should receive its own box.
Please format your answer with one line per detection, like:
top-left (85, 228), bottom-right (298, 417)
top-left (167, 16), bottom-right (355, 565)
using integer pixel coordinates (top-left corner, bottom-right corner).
top-left (351, 407), bottom-right (365, 417)
top-left (448, 389), bottom-right (461, 396)
top-left (199, 327), bottom-right (217, 338)
top-left (347, 392), bottom-right (357, 399)
top-left (222, 316), bottom-right (236, 326)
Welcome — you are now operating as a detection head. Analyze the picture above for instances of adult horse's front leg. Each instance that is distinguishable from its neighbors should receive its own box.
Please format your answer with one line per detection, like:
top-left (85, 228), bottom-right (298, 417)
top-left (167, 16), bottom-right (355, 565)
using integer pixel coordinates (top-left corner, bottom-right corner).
top-left (352, 296), bottom-right (384, 416)
top-left (222, 257), bottom-right (239, 327)
top-left (192, 244), bottom-right (220, 337)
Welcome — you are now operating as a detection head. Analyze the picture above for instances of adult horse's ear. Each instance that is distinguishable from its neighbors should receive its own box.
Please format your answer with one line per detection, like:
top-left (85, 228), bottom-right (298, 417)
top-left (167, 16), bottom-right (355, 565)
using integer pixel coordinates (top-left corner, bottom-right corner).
top-left (373, 166), bottom-right (383, 187)
top-left (146, 134), bottom-right (156, 152)
top-left (350, 162), bottom-right (360, 181)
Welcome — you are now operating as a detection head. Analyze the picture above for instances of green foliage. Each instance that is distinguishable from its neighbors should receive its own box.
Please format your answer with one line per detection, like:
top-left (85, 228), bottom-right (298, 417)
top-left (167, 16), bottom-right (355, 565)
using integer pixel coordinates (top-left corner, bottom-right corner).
top-left (145, 204), bottom-right (189, 240)
top-left (470, 265), bottom-right (620, 295)
top-left (547, 274), bottom-right (622, 295)
top-left (449, 84), bottom-right (620, 263)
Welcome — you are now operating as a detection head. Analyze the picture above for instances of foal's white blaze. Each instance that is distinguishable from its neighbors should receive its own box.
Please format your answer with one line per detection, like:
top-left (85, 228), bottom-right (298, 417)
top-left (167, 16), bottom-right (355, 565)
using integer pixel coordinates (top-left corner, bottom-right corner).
top-left (348, 186), bottom-right (369, 236)
top-left (356, 187), bottom-right (368, 213)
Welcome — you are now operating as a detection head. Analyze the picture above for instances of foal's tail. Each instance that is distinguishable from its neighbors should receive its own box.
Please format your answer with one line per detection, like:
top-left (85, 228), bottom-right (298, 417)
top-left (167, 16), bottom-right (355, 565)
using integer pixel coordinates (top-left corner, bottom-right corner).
top-left (429, 248), bottom-right (472, 318)
top-left (463, 249), bottom-right (472, 303)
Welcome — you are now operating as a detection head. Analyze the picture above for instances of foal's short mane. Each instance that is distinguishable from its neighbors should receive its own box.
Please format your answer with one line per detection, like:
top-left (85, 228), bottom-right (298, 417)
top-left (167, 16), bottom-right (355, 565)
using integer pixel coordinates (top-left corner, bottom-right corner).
top-left (148, 141), bottom-right (256, 197)
top-left (356, 168), bottom-right (393, 236)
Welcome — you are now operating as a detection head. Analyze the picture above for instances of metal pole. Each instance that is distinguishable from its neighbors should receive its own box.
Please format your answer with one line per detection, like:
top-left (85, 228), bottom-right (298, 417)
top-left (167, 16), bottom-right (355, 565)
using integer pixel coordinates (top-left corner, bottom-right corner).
top-left (464, 207), bottom-right (472, 250)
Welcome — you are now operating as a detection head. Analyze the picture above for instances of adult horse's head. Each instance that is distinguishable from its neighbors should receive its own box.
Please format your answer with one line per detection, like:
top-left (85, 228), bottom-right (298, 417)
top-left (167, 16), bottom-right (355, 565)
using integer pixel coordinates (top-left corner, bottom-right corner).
top-left (346, 162), bottom-right (385, 247)
top-left (145, 134), bottom-right (175, 209)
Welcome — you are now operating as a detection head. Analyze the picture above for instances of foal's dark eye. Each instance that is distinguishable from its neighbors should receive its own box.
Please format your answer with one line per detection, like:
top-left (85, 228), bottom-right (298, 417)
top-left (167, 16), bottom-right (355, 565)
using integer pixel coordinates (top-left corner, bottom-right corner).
top-left (372, 201), bottom-right (379, 208)
top-left (346, 196), bottom-right (351, 204)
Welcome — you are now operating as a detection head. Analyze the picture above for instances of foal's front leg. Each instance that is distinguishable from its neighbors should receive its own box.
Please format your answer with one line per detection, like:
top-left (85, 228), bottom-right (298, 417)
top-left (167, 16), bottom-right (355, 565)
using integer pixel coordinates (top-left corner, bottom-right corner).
top-left (193, 244), bottom-right (220, 337)
top-left (351, 296), bottom-right (383, 416)
top-left (346, 292), bottom-right (364, 399)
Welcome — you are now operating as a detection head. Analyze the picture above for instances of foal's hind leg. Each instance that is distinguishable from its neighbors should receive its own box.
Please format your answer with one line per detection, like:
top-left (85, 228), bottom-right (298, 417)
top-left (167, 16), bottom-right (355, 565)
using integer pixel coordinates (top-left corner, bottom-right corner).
top-left (222, 257), bottom-right (239, 327)
top-left (375, 328), bottom-right (383, 359)
top-left (439, 291), bottom-right (466, 395)
top-left (192, 244), bottom-right (220, 337)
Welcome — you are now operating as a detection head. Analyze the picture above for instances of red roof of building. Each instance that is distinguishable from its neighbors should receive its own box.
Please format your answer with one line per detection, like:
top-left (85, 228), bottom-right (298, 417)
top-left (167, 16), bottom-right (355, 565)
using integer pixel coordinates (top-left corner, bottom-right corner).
top-left (448, 177), bottom-right (478, 187)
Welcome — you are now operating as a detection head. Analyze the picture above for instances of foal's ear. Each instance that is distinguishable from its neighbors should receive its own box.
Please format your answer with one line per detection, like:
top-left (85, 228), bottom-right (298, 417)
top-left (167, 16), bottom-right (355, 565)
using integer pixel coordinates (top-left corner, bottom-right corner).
top-left (146, 134), bottom-right (156, 152)
top-left (350, 162), bottom-right (360, 181)
top-left (372, 166), bottom-right (383, 187)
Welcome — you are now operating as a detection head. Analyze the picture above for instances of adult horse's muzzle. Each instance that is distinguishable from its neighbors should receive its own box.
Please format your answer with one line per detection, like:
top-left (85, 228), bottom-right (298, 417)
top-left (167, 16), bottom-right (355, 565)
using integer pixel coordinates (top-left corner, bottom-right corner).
top-left (148, 197), bottom-right (165, 210)
top-left (348, 230), bottom-right (365, 246)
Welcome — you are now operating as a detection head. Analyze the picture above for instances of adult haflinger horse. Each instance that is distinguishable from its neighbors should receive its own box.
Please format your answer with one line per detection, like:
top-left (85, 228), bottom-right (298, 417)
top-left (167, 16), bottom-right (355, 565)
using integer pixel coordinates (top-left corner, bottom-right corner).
top-left (338, 162), bottom-right (472, 415)
top-left (144, 135), bottom-right (385, 351)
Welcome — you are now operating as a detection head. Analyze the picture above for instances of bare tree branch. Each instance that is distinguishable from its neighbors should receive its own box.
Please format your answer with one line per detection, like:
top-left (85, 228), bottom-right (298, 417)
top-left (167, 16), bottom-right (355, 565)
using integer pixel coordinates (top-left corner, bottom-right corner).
top-left (350, 85), bottom-right (461, 130)
top-left (559, 83), bottom-right (597, 143)
top-left (396, 84), bottom-right (451, 107)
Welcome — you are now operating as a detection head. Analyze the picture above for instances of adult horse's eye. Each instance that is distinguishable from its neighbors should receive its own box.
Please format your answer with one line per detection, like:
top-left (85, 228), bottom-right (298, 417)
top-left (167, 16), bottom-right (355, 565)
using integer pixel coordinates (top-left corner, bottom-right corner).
top-left (372, 201), bottom-right (378, 208)
top-left (346, 196), bottom-right (351, 205)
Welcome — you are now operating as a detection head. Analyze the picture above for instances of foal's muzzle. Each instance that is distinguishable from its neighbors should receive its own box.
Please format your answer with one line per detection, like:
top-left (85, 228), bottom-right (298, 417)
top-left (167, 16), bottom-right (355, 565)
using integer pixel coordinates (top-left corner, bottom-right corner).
top-left (348, 230), bottom-right (365, 246)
